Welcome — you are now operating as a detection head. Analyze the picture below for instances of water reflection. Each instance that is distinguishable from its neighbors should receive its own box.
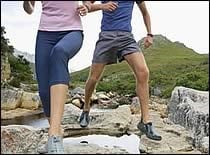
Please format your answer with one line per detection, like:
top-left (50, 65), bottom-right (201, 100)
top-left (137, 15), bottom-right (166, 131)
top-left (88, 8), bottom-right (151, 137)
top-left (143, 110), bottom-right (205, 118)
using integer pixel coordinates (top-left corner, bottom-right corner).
top-left (64, 134), bottom-right (140, 154)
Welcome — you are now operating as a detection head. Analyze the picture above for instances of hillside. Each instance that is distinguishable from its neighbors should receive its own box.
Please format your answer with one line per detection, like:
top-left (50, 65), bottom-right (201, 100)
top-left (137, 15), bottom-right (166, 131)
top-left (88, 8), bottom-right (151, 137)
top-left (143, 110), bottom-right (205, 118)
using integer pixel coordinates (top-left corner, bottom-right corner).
top-left (71, 35), bottom-right (209, 98)
top-left (1, 26), bottom-right (35, 88)
top-left (14, 49), bottom-right (35, 63)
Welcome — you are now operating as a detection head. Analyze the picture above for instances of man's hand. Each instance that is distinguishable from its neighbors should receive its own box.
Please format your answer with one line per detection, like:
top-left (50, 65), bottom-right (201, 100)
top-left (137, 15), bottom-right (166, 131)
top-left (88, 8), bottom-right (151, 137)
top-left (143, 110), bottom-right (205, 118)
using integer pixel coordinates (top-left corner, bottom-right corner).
top-left (144, 36), bottom-right (153, 48)
top-left (23, 1), bottom-right (35, 14)
top-left (101, 1), bottom-right (118, 12)
top-left (77, 5), bottom-right (89, 16)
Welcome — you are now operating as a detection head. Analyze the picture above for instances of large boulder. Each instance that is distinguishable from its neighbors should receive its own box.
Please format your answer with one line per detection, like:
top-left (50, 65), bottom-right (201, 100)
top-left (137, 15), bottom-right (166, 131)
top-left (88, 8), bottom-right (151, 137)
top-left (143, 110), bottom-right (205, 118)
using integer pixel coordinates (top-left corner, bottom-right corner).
top-left (1, 88), bottom-right (23, 110)
top-left (168, 86), bottom-right (209, 153)
top-left (1, 125), bottom-right (43, 154)
top-left (20, 92), bottom-right (41, 110)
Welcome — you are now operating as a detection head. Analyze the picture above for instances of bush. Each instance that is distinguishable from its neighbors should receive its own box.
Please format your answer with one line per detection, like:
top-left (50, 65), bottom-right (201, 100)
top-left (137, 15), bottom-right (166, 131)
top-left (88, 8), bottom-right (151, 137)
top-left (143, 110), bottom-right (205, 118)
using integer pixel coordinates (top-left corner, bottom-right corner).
top-left (176, 71), bottom-right (208, 91)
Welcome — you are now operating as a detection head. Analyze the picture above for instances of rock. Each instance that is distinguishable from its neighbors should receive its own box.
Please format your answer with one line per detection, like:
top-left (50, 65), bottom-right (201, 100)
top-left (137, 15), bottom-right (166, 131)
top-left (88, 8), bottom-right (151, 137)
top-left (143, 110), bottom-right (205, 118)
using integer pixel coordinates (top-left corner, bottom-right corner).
top-left (1, 108), bottom-right (43, 120)
top-left (1, 102), bottom-right (204, 154)
top-left (20, 83), bottom-right (38, 92)
top-left (71, 99), bottom-right (82, 108)
top-left (106, 91), bottom-right (116, 98)
top-left (70, 87), bottom-right (85, 96)
top-left (1, 125), bottom-right (43, 154)
top-left (62, 104), bottom-right (132, 135)
top-left (1, 88), bottom-right (23, 110)
top-left (200, 136), bottom-right (209, 153)
top-left (130, 97), bottom-right (140, 114)
top-left (62, 104), bottom-right (81, 125)
top-left (168, 86), bottom-right (209, 151)
top-left (149, 101), bottom-right (168, 118)
top-left (1, 54), bottom-right (11, 83)
top-left (116, 96), bottom-right (131, 105)
top-left (20, 92), bottom-right (41, 110)
top-left (97, 99), bottom-right (119, 109)
top-left (90, 93), bottom-right (98, 103)
top-left (96, 92), bottom-right (110, 100)
top-left (153, 87), bottom-right (162, 96)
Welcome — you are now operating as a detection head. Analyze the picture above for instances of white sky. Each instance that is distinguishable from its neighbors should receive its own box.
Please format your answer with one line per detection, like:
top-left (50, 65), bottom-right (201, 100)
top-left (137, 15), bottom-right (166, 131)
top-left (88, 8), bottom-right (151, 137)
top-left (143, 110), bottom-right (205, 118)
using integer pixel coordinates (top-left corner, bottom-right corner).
top-left (1, 1), bottom-right (209, 72)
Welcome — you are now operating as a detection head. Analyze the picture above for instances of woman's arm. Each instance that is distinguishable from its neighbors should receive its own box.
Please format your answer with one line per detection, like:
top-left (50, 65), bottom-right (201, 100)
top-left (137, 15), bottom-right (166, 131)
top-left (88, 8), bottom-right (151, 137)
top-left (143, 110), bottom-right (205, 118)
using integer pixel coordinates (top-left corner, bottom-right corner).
top-left (23, 1), bottom-right (35, 15)
top-left (80, 1), bottom-right (118, 14)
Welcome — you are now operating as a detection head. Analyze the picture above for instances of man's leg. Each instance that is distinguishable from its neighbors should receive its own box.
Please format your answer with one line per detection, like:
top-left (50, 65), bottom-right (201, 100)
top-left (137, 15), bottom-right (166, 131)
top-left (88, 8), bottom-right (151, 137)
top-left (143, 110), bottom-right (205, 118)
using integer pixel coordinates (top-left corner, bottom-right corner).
top-left (80, 63), bottom-right (106, 127)
top-left (124, 52), bottom-right (162, 141)
top-left (124, 52), bottom-right (150, 123)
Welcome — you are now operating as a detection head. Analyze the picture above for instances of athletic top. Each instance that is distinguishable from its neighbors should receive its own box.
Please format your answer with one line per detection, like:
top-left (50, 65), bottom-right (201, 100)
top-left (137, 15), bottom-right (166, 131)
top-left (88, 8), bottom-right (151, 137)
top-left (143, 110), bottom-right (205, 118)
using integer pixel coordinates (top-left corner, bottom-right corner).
top-left (101, 1), bottom-right (142, 32)
top-left (38, 1), bottom-right (83, 31)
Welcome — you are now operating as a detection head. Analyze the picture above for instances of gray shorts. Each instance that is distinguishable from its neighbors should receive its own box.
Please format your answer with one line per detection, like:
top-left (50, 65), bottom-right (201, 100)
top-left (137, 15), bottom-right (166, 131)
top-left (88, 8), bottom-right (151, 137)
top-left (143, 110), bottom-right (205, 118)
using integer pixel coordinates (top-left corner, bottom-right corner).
top-left (92, 31), bottom-right (141, 64)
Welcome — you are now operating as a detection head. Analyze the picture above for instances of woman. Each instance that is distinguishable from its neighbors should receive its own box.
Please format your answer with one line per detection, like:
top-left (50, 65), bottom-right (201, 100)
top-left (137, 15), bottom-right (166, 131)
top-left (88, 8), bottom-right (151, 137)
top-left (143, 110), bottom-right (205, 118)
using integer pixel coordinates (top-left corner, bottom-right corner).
top-left (23, 1), bottom-right (89, 154)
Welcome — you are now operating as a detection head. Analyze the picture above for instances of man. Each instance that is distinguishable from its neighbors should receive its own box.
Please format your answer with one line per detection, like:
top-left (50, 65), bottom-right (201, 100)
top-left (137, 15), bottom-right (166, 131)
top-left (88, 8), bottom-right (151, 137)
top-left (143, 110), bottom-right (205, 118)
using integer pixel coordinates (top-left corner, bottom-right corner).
top-left (79, 1), bottom-right (162, 141)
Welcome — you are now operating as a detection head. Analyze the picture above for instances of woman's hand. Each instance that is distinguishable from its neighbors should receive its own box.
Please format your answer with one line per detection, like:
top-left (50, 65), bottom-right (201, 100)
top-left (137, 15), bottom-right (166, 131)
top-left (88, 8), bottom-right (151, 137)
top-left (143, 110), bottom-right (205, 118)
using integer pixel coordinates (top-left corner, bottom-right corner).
top-left (101, 1), bottom-right (118, 12)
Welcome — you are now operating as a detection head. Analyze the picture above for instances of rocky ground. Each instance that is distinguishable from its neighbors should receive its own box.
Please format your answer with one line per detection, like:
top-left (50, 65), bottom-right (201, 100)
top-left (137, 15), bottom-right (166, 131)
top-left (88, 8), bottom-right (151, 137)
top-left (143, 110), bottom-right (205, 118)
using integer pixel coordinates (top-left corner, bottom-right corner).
top-left (1, 86), bottom-right (209, 154)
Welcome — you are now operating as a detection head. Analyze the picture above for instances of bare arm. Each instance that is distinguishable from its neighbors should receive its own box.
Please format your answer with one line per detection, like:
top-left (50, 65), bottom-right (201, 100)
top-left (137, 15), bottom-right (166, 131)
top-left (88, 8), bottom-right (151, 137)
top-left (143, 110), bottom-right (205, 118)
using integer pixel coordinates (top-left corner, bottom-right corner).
top-left (81, 1), bottom-right (118, 13)
top-left (137, 1), bottom-right (152, 34)
top-left (23, 1), bottom-right (35, 15)
top-left (136, 1), bottom-right (153, 48)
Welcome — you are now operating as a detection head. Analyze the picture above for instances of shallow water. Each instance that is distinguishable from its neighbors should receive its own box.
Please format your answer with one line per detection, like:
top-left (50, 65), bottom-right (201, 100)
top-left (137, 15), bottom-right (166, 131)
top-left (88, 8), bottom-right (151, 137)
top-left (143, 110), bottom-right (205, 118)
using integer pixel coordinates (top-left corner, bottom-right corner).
top-left (64, 134), bottom-right (140, 154)
top-left (2, 111), bottom-right (141, 154)
top-left (1, 113), bottom-right (49, 128)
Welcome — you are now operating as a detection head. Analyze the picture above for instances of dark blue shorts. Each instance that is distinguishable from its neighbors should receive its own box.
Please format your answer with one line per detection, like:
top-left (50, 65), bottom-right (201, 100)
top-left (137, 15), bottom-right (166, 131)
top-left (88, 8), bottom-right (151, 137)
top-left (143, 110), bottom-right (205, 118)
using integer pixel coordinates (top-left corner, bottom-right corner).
top-left (35, 30), bottom-right (83, 117)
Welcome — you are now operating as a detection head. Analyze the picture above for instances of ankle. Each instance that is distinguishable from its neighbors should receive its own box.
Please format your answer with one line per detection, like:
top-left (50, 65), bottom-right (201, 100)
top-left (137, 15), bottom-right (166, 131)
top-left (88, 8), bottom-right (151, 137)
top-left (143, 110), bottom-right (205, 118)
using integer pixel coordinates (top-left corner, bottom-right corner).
top-left (141, 118), bottom-right (151, 124)
top-left (83, 106), bottom-right (90, 112)
top-left (48, 127), bottom-right (64, 136)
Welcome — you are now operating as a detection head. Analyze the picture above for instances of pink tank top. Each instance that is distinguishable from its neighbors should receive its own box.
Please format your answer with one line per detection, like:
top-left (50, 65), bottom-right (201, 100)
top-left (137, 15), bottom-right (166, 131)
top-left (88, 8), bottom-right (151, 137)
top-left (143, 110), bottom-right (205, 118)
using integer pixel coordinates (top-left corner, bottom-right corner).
top-left (38, 1), bottom-right (83, 31)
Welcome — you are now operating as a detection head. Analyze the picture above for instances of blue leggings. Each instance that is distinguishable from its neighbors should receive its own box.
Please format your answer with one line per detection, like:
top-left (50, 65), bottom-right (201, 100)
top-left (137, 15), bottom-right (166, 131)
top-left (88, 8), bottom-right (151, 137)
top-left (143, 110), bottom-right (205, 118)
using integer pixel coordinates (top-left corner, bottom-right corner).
top-left (35, 30), bottom-right (83, 117)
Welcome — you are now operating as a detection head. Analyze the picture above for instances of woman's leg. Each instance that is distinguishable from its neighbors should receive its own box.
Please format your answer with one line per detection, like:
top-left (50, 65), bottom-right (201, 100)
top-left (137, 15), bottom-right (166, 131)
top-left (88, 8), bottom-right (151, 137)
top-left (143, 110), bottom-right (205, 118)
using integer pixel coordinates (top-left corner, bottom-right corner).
top-left (48, 31), bottom-right (83, 136)
top-left (35, 31), bottom-right (54, 119)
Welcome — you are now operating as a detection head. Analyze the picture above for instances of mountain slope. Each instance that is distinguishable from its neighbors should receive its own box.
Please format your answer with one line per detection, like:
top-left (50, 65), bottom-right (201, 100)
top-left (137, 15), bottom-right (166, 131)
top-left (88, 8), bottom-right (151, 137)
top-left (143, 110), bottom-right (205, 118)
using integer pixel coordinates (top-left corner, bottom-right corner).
top-left (71, 35), bottom-right (209, 98)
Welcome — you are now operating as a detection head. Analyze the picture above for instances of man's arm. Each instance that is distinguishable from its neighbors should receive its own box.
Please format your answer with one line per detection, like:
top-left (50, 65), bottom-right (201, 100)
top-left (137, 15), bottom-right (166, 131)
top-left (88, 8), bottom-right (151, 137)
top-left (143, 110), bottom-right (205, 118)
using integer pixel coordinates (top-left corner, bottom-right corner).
top-left (23, 1), bottom-right (35, 15)
top-left (136, 1), bottom-right (153, 48)
top-left (82, 1), bottom-right (118, 13)
top-left (137, 1), bottom-right (152, 35)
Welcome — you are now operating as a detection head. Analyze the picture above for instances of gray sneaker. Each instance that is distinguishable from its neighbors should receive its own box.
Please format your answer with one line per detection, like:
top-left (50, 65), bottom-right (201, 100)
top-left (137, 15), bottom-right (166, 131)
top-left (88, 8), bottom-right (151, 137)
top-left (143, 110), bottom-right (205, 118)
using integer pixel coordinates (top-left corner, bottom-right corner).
top-left (47, 135), bottom-right (65, 154)
top-left (79, 111), bottom-right (90, 128)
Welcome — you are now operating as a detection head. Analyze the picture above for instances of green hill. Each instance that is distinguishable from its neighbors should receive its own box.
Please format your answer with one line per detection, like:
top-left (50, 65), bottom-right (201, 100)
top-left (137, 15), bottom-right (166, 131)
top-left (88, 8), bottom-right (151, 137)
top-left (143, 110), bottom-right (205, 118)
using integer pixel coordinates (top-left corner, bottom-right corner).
top-left (1, 26), bottom-right (35, 88)
top-left (71, 35), bottom-right (209, 98)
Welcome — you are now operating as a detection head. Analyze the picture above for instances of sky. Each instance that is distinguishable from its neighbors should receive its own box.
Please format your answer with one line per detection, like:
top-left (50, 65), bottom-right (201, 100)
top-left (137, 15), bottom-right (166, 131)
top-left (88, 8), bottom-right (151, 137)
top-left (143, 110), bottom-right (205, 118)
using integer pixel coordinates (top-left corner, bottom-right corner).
top-left (1, 1), bottom-right (209, 72)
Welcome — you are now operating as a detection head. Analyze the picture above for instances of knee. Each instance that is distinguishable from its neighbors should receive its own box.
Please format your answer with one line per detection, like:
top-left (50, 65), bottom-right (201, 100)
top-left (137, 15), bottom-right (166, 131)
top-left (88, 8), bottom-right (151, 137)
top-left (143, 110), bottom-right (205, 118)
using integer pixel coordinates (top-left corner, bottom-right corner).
top-left (88, 75), bottom-right (100, 84)
top-left (50, 45), bottom-right (66, 59)
top-left (136, 67), bottom-right (150, 83)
